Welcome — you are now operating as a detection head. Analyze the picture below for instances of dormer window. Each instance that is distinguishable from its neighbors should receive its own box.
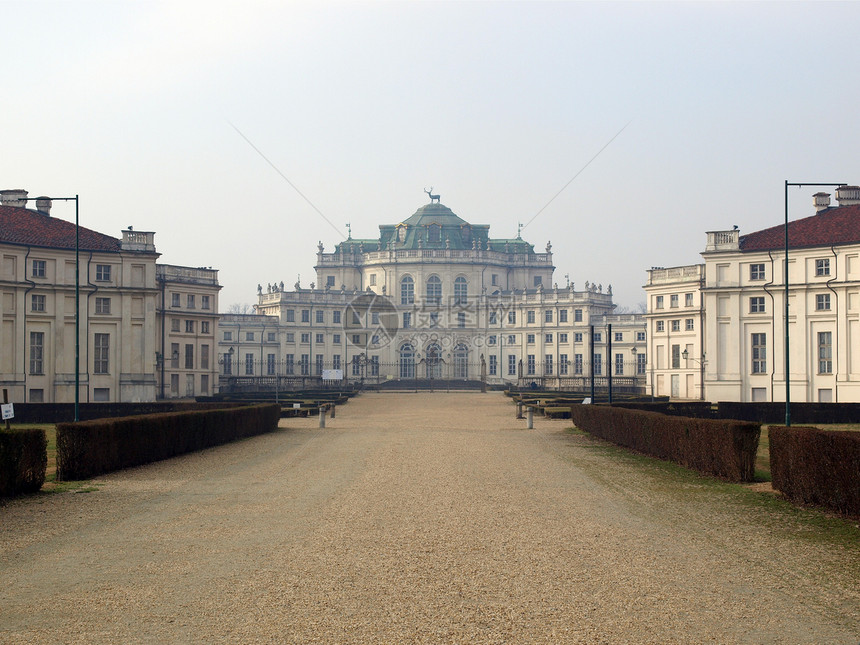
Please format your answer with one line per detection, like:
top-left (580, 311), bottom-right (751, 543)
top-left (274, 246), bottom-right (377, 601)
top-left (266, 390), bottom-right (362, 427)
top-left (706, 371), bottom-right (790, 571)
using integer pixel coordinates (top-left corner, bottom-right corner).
top-left (461, 225), bottom-right (471, 243)
top-left (428, 224), bottom-right (441, 243)
top-left (397, 225), bottom-right (407, 243)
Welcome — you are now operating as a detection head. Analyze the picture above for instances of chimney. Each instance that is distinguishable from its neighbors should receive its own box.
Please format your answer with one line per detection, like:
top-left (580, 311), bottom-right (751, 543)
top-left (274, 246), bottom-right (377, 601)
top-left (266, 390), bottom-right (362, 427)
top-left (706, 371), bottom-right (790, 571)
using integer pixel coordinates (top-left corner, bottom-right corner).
top-left (813, 192), bottom-right (831, 213)
top-left (35, 196), bottom-right (52, 215)
top-left (0, 189), bottom-right (28, 208)
top-left (835, 185), bottom-right (860, 207)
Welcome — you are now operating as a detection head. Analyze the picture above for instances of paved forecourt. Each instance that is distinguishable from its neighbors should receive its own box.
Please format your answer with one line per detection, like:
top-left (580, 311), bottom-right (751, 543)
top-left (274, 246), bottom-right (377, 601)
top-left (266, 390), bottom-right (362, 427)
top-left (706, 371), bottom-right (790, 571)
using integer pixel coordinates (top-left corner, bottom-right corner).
top-left (0, 392), bottom-right (856, 643)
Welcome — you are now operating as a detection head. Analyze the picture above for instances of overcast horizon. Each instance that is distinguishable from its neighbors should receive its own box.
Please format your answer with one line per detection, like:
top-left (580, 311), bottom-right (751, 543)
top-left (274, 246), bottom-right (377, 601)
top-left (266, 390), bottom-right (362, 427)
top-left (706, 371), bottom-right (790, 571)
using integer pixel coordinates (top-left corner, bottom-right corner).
top-left (3, 1), bottom-right (859, 311)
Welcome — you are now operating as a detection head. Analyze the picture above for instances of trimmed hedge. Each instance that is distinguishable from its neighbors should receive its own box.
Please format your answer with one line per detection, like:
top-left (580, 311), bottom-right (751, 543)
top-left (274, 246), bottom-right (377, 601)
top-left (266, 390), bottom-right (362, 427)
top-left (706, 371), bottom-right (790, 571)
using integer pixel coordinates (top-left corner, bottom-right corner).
top-left (0, 428), bottom-right (48, 497)
top-left (769, 426), bottom-right (860, 516)
top-left (10, 401), bottom-right (245, 424)
top-left (56, 404), bottom-right (280, 481)
top-left (716, 402), bottom-right (860, 424)
top-left (570, 405), bottom-right (761, 482)
top-left (611, 401), bottom-right (716, 418)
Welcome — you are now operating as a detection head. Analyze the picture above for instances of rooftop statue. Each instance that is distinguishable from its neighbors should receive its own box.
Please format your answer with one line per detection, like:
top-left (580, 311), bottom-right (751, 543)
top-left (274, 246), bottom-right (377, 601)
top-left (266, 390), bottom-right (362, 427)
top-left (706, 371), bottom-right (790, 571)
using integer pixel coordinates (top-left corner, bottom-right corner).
top-left (424, 187), bottom-right (440, 204)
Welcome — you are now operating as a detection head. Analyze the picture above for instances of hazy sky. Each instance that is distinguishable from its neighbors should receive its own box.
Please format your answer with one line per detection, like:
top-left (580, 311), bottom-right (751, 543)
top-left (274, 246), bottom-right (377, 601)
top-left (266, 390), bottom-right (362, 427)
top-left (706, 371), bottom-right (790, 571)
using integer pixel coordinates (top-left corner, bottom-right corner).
top-left (3, 1), bottom-right (859, 310)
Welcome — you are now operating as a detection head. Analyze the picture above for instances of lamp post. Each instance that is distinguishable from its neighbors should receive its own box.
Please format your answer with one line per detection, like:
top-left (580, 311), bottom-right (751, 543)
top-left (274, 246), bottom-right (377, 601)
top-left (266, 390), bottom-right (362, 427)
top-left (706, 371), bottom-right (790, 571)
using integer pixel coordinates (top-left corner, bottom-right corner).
top-left (23, 196), bottom-right (79, 420)
top-left (783, 182), bottom-right (846, 425)
top-left (681, 348), bottom-right (706, 401)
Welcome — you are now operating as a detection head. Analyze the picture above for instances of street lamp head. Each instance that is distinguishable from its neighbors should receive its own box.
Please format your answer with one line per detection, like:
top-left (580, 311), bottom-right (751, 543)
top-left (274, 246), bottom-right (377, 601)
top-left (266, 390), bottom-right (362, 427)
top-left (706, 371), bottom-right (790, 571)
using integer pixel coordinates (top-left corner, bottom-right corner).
top-left (681, 348), bottom-right (689, 360)
top-left (631, 347), bottom-right (637, 355)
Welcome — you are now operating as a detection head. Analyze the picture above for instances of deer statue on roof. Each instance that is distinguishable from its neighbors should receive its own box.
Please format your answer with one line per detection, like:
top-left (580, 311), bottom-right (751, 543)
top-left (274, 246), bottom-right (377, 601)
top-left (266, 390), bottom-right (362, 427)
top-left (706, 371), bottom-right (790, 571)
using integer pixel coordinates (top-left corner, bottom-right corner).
top-left (424, 187), bottom-right (440, 203)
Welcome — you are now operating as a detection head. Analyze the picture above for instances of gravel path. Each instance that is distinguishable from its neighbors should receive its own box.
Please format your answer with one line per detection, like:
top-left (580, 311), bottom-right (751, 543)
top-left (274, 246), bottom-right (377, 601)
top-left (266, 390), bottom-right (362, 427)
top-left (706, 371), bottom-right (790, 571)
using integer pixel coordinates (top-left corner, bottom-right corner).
top-left (1, 392), bottom-right (857, 644)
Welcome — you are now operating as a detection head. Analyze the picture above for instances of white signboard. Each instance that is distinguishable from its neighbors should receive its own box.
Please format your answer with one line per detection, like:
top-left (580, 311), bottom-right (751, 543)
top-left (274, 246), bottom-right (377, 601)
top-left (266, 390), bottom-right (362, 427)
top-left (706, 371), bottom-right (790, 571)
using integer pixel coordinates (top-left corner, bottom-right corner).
top-left (322, 369), bottom-right (343, 381)
top-left (1, 403), bottom-right (14, 420)
top-left (581, 397), bottom-right (592, 405)
top-left (292, 403), bottom-right (301, 409)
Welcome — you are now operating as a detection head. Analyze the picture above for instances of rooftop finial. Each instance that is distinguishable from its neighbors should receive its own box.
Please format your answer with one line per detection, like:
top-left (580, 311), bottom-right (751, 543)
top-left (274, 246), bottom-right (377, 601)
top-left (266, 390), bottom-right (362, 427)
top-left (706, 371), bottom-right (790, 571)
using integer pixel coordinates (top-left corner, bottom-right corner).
top-left (424, 187), bottom-right (440, 204)
top-left (517, 222), bottom-right (523, 239)
top-left (345, 222), bottom-right (352, 239)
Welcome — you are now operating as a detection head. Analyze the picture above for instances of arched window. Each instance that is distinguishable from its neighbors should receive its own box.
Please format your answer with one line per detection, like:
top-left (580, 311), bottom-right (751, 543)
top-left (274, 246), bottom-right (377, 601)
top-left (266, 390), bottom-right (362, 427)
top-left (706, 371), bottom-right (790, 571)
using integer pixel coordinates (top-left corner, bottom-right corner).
top-left (425, 343), bottom-right (442, 379)
top-left (454, 276), bottom-right (467, 306)
top-left (454, 344), bottom-right (469, 379)
top-left (426, 275), bottom-right (442, 306)
top-left (400, 275), bottom-right (414, 305)
top-left (399, 343), bottom-right (415, 379)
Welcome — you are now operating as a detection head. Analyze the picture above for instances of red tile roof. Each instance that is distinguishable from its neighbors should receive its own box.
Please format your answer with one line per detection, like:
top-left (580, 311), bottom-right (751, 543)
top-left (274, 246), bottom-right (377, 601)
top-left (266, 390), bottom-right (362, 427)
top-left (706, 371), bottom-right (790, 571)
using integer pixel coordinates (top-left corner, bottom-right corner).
top-left (739, 204), bottom-right (860, 252)
top-left (0, 205), bottom-right (121, 252)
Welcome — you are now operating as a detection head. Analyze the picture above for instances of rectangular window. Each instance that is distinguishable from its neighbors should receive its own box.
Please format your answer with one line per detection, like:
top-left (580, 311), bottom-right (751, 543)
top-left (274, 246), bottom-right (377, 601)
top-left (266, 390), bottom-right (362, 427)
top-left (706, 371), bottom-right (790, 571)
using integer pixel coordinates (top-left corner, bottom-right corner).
top-left (559, 310), bottom-right (568, 323)
top-left (187, 294), bottom-right (195, 309)
top-left (201, 295), bottom-right (210, 310)
top-left (750, 263), bottom-right (765, 280)
top-left (268, 332), bottom-right (276, 342)
top-left (750, 297), bottom-right (766, 313)
top-left (94, 333), bottom-right (109, 374)
top-left (671, 344), bottom-right (680, 369)
top-left (545, 333), bottom-right (553, 344)
top-left (485, 354), bottom-right (497, 376)
top-left (185, 344), bottom-right (194, 369)
top-left (593, 354), bottom-right (602, 376)
top-left (508, 311), bottom-right (516, 324)
top-left (287, 310), bottom-right (295, 322)
top-left (671, 320), bottom-right (680, 332)
top-left (32, 259), bottom-right (46, 278)
top-left (352, 334), bottom-right (361, 345)
top-left (818, 332), bottom-right (832, 373)
top-left (560, 354), bottom-right (569, 375)
top-left (333, 334), bottom-right (341, 344)
top-left (95, 264), bottom-right (111, 282)
top-left (301, 333), bottom-right (310, 343)
top-left (685, 319), bottom-right (694, 331)
top-left (200, 375), bottom-right (209, 394)
top-left (171, 343), bottom-right (179, 368)
top-left (301, 310), bottom-right (310, 323)
top-left (545, 310), bottom-right (553, 323)
top-left (186, 320), bottom-right (195, 333)
top-left (637, 331), bottom-right (646, 342)
top-left (670, 294), bottom-right (679, 308)
top-left (93, 388), bottom-right (110, 402)
top-left (352, 311), bottom-right (360, 325)
top-left (656, 321), bottom-right (664, 332)
top-left (527, 310), bottom-right (535, 324)
top-left (315, 333), bottom-right (324, 344)
top-left (201, 321), bottom-right (210, 334)
top-left (508, 355), bottom-right (517, 375)
top-left (574, 332), bottom-right (583, 343)
top-left (286, 333), bottom-right (295, 343)
top-left (370, 356), bottom-right (379, 376)
top-left (751, 333), bottom-right (767, 374)
top-left (300, 355), bottom-right (309, 376)
top-left (315, 355), bottom-right (324, 375)
top-left (29, 331), bottom-right (44, 374)
top-left (574, 354), bottom-right (583, 375)
top-left (527, 334), bottom-right (535, 344)
top-left (685, 293), bottom-right (694, 307)
top-left (816, 258), bottom-right (830, 276)
top-left (316, 310), bottom-right (324, 323)
top-left (245, 331), bottom-right (254, 341)
top-left (171, 293), bottom-right (181, 307)
top-left (31, 294), bottom-right (46, 312)
top-left (637, 353), bottom-right (646, 375)
top-left (559, 333), bottom-right (568, 343)
top-left (201, 345), bottom-right (209, 369)
top-left (245, 353), bottom-right (254, 375)
top-left (533, 276), bottom-right (542, 287)
top-left (614, 332), bottom-right (623, 342)
top-left (352, 356), bottom-right (361, 376)
top-left (332, 355), bottom-right (341, 370)
top-left (544, 355), bottom-right (553, 375)
top-left (489, 311), bottom-right (497, 325)
top-left (285, 354), bottom-right (294, 375)
top-left (527, 354), bottom-right (535, 375)
top-left (656, 295), bottom-right (664, 309)
top-left (507, 334), bottom-right (516, 345)
top-left (615, 353), bottom-right (624, 375)
top-left (816, 294), bottom-right (831, 311)
top-left (333, 310), bottom-right (341, 324)
top-left (593, 333), bottom-right (602, 343)
top-left (326, 275), bottom-right (335, 287)
top-left (458, 312), bottom-right (466, 328)
top-left (371, 312), bottom-right (379, 325)
top-left (403, 312), bottom-right (411, 329)
top-left (488, 335), bottom-right (496, 346)
top-left (574, 309), bottom-right (582, 322)
top-left (29, 388), bottom-right (44, 402)
top-left (369, 274), bottom-right (377, 286)
top-left (492, 274), bottom-right (498, 286)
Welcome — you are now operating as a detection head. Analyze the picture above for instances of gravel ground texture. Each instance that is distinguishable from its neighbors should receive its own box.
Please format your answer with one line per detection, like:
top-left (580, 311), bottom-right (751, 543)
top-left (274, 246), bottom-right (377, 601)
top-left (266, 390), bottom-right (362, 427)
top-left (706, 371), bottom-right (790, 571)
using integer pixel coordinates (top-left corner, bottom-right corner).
top-left (1, 391), bottom-right (858, 644)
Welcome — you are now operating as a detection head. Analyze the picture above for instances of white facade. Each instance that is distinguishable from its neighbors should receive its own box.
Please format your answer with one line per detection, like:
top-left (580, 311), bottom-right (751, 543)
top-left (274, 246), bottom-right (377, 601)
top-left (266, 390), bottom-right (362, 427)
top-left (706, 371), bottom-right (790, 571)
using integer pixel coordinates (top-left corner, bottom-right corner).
top-left (221, 199), bottom-right (646, 391)
top-left (646, 186), bottom-right (860, 402)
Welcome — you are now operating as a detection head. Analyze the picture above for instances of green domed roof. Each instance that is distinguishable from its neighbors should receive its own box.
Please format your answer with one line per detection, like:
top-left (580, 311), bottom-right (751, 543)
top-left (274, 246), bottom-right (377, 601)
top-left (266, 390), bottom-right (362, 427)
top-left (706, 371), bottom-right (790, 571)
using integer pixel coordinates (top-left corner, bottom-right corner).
top-left (401, 203), bottom-right (468, 227)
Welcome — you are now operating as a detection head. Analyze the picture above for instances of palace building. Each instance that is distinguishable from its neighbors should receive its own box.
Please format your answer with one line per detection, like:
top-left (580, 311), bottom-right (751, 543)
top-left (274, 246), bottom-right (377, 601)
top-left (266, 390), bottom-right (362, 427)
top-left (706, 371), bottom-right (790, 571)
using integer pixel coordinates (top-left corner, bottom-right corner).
top-left (220, 197), bottom-right (646, 391)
